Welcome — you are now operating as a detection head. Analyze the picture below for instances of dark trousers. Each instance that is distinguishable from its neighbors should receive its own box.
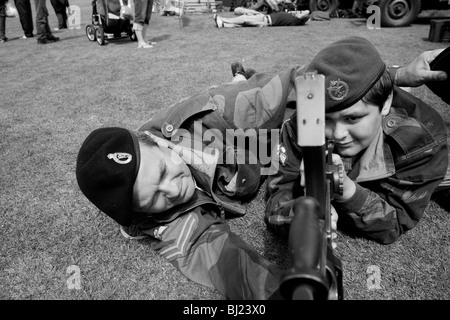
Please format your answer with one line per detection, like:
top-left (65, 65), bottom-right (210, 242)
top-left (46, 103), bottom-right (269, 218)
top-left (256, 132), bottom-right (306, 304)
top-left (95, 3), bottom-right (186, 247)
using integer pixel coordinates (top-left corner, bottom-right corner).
top-left (50, 0), bottom-right (67, 28)
top-left (34, 0), bottom-right (52, 40)
top-left (14, 0), bottom-right (34, 36)
top-left (0, 0), bottom-right (6, 40)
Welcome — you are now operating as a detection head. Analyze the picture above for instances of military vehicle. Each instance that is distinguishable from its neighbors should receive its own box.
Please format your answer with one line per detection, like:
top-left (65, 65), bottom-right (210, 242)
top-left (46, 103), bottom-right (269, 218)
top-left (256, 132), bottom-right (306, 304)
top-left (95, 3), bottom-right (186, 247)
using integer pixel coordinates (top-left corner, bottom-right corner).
top-left (306, 0), bottom-right (450, 27)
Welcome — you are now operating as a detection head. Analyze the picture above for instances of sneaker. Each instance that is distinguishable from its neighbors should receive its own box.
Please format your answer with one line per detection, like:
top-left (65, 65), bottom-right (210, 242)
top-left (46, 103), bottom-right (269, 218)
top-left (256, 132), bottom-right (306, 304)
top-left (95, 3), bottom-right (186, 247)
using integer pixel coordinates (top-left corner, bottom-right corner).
top-left (213, 14), bottom-right (224, 28)
top-left (21, 34), bottom-right (34, 39)
top-left (231, 62), bottom-right (245, 77)
top-left (137, 43), bottom-right (154, 49)
top-left (0, 38), bottom-right (7, 43)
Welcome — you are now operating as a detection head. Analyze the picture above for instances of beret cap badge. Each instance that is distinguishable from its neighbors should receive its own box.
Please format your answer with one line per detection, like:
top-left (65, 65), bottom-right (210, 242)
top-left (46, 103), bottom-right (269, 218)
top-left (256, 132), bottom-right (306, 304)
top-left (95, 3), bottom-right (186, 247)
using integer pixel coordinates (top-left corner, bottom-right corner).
top-left (327, 79), bottom-right (349, 101)
top-left (107, 152), bottom-right (133, 165)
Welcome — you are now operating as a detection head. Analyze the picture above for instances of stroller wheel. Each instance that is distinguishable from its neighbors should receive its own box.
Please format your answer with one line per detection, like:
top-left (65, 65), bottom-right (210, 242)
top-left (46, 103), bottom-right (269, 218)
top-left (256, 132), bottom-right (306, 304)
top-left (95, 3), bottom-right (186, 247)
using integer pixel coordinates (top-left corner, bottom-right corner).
top-left (86, 25), bottom-right (96, 42)
top-left (96, 27), bottom-right (105, 45)
top-left (130, 30), bottom-right (138, 42)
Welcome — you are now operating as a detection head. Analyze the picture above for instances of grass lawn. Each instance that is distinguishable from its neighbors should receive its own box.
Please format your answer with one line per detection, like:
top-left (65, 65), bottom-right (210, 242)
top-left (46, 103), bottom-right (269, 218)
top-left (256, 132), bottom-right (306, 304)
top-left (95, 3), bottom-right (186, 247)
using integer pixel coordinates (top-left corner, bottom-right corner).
top-left (1, 0), bottom-right (449, 301)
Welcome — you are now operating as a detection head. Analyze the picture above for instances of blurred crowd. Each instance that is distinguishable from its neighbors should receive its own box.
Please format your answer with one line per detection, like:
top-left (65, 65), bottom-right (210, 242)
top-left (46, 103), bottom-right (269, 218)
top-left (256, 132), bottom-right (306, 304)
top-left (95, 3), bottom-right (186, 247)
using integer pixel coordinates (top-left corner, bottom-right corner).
top-left (0, 0), bottom-right (70, 43)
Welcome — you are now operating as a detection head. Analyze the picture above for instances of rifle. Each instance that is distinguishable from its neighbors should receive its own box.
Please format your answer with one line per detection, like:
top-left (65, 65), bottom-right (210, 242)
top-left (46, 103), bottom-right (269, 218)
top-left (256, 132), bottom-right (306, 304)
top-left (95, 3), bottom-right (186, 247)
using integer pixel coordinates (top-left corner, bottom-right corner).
top-left (279, 71), bottom-right (344, 300)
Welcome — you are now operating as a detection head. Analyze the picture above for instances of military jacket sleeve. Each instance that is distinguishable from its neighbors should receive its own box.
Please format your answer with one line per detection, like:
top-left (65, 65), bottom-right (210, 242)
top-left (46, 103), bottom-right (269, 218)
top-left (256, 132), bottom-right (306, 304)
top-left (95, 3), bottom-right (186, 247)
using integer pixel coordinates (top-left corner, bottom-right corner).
top-left (265, 114), bottom-right (304, 237)
top-left (138, 67), bottom-right (300, 136)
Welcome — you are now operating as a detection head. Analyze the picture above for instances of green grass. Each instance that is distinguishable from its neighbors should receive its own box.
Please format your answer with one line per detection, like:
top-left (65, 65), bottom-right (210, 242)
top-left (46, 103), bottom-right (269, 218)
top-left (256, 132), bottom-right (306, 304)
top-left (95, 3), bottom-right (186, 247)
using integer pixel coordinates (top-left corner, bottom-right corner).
top-left (1, 0), bottom-right (449, 300)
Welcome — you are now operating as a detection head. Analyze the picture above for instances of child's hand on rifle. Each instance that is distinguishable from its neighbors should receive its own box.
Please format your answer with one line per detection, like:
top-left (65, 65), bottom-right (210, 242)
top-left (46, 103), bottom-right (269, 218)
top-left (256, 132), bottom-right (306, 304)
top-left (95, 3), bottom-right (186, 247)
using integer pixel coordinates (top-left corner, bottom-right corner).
top-left (300, 152), bottom-right (356, 202)
top-left (331, 205), bottom-right (338, 249)
top-left (329, 153), bottom-right (356, 203)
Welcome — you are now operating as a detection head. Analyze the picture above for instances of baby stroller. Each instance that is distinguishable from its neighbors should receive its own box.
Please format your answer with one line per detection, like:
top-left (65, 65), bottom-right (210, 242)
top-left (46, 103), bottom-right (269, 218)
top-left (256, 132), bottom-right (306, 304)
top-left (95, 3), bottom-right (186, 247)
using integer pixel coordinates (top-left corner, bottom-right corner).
top-left (86, 0), bottom-right (137, 45)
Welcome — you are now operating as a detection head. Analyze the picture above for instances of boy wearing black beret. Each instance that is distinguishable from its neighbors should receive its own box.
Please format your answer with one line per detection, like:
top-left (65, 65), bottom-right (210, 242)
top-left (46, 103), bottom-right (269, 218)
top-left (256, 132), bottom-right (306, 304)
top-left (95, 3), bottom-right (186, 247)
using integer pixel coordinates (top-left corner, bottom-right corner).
top-left (265, 37), bottom-right (449, 245)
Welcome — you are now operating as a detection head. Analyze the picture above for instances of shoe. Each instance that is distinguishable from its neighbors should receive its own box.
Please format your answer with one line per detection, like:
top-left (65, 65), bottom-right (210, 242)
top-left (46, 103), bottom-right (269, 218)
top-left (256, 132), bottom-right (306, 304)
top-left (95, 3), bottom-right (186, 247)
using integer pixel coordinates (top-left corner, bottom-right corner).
top-left (231, 62), bottom-right (245, 77)
top-left (294, 10), bottom-right (311, 23)
top-left (137, 43), bottom-right (154, 49)
top-left (245, 68), bottom-right (257, 79)
top-left (0, 37), bottom-right (7, 43)
top-left (37, 37), bottom-right (59, 44)
top-left (46, 35), bottom-right (60, 42)
top-left (37, 38), bottom-right (49, 44)
top-left (54, 28), bottom-right (59, 31)
top-left (21, 34), bottom-right (34, 39)
top-left (213, 14), bottom-right (223, 28)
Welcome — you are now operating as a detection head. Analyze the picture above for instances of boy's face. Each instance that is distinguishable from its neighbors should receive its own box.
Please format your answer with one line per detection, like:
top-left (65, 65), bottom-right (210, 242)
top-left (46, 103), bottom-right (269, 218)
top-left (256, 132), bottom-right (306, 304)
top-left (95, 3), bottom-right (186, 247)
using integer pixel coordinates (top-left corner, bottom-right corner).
top-left (133, 143), bottom-right (196, 214)
top-left (325, 99), bottom-right (390, 157)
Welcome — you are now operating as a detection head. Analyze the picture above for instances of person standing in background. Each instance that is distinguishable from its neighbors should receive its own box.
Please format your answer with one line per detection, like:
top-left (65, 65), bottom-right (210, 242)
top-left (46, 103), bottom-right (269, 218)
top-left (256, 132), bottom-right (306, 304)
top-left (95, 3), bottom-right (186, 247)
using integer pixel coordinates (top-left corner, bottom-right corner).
top-left (34, 0), bottom-right (60, 44)
top-left (133, 0), bottom-right (156, 48)
top-left (15, 0), bottom-right (34, 38)
top-left (50, 0), bottom-right (69, 30)
top-left (0, 0), bottom-right (7, 42)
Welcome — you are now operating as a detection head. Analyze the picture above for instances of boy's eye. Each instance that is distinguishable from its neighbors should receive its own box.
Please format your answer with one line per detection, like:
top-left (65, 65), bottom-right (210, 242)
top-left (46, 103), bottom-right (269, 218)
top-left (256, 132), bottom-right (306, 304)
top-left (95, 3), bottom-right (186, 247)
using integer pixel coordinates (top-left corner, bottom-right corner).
top-left (346, 116), bottom-right (361, 122)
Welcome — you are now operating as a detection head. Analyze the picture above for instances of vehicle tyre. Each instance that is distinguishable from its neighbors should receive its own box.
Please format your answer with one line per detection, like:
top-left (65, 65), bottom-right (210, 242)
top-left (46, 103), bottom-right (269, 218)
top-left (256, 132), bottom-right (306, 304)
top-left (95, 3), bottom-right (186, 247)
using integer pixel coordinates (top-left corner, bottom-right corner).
top-left (309, 0), bottom-right (340, 15)
top-left (86, 25), bottom-right (96, 41)
top-left (96, 26), bottom-right (105, 45)
top-left (379, 0), bottom-right (421, 27)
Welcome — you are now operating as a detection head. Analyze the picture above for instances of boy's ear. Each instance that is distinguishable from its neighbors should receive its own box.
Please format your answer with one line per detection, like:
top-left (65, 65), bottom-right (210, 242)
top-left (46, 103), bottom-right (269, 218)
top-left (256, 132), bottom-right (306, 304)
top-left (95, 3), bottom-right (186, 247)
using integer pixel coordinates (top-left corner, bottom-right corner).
top-left (381, 91), bottom-right (393, 116)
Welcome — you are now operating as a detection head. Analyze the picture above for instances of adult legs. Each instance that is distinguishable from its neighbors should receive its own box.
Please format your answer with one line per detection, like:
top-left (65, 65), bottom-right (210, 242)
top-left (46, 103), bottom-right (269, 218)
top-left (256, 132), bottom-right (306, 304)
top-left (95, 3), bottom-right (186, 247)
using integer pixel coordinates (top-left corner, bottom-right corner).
top-left (214, 14), bottom-right (268, 28)
top-left (0, 0), bottom-right (6, 41)
top-left (14, 0), bottom-right (34, 36)
top-left (34, 0), bottom-right (58, 43)
top-left (133, 0), bottom-right (154, 48)
top-left (50, 0), bottom-right (68, 29)
top-left (233, 7), bottom-right (262, 16)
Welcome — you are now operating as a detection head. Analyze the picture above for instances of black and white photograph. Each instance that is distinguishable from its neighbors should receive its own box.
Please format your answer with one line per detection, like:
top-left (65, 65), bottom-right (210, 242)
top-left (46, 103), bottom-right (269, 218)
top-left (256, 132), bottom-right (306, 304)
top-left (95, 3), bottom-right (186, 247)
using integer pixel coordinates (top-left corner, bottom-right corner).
top-left (1, 0), bottom-right (450, 310)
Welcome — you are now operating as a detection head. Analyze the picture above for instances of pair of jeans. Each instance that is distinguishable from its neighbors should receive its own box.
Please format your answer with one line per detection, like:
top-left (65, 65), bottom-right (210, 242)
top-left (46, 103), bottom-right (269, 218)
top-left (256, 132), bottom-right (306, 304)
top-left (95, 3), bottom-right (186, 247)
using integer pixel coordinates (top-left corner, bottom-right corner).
top-left (14, 0), bottom-right (34, 36)
top-left (0, 0), bottom-right (6, 40)
top-left (34, 0), bottom-right (52, 40)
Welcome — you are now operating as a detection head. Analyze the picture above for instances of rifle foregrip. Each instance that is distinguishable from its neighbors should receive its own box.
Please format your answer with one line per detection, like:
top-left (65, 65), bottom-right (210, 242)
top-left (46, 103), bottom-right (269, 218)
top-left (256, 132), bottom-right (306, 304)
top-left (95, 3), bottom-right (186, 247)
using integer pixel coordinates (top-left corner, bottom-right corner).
top-left (288, 197), bottom-right (322, 270)
top-left (279, 196), bottom-right (329, 300)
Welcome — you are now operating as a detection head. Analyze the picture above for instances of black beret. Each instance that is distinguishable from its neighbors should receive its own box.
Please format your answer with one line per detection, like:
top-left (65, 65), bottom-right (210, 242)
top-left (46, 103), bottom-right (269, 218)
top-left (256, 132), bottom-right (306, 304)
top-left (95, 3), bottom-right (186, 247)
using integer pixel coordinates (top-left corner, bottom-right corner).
top-left (76, 127), bottom-right (141, 226)
top-left (306, 36), bottom-right (386, 113)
